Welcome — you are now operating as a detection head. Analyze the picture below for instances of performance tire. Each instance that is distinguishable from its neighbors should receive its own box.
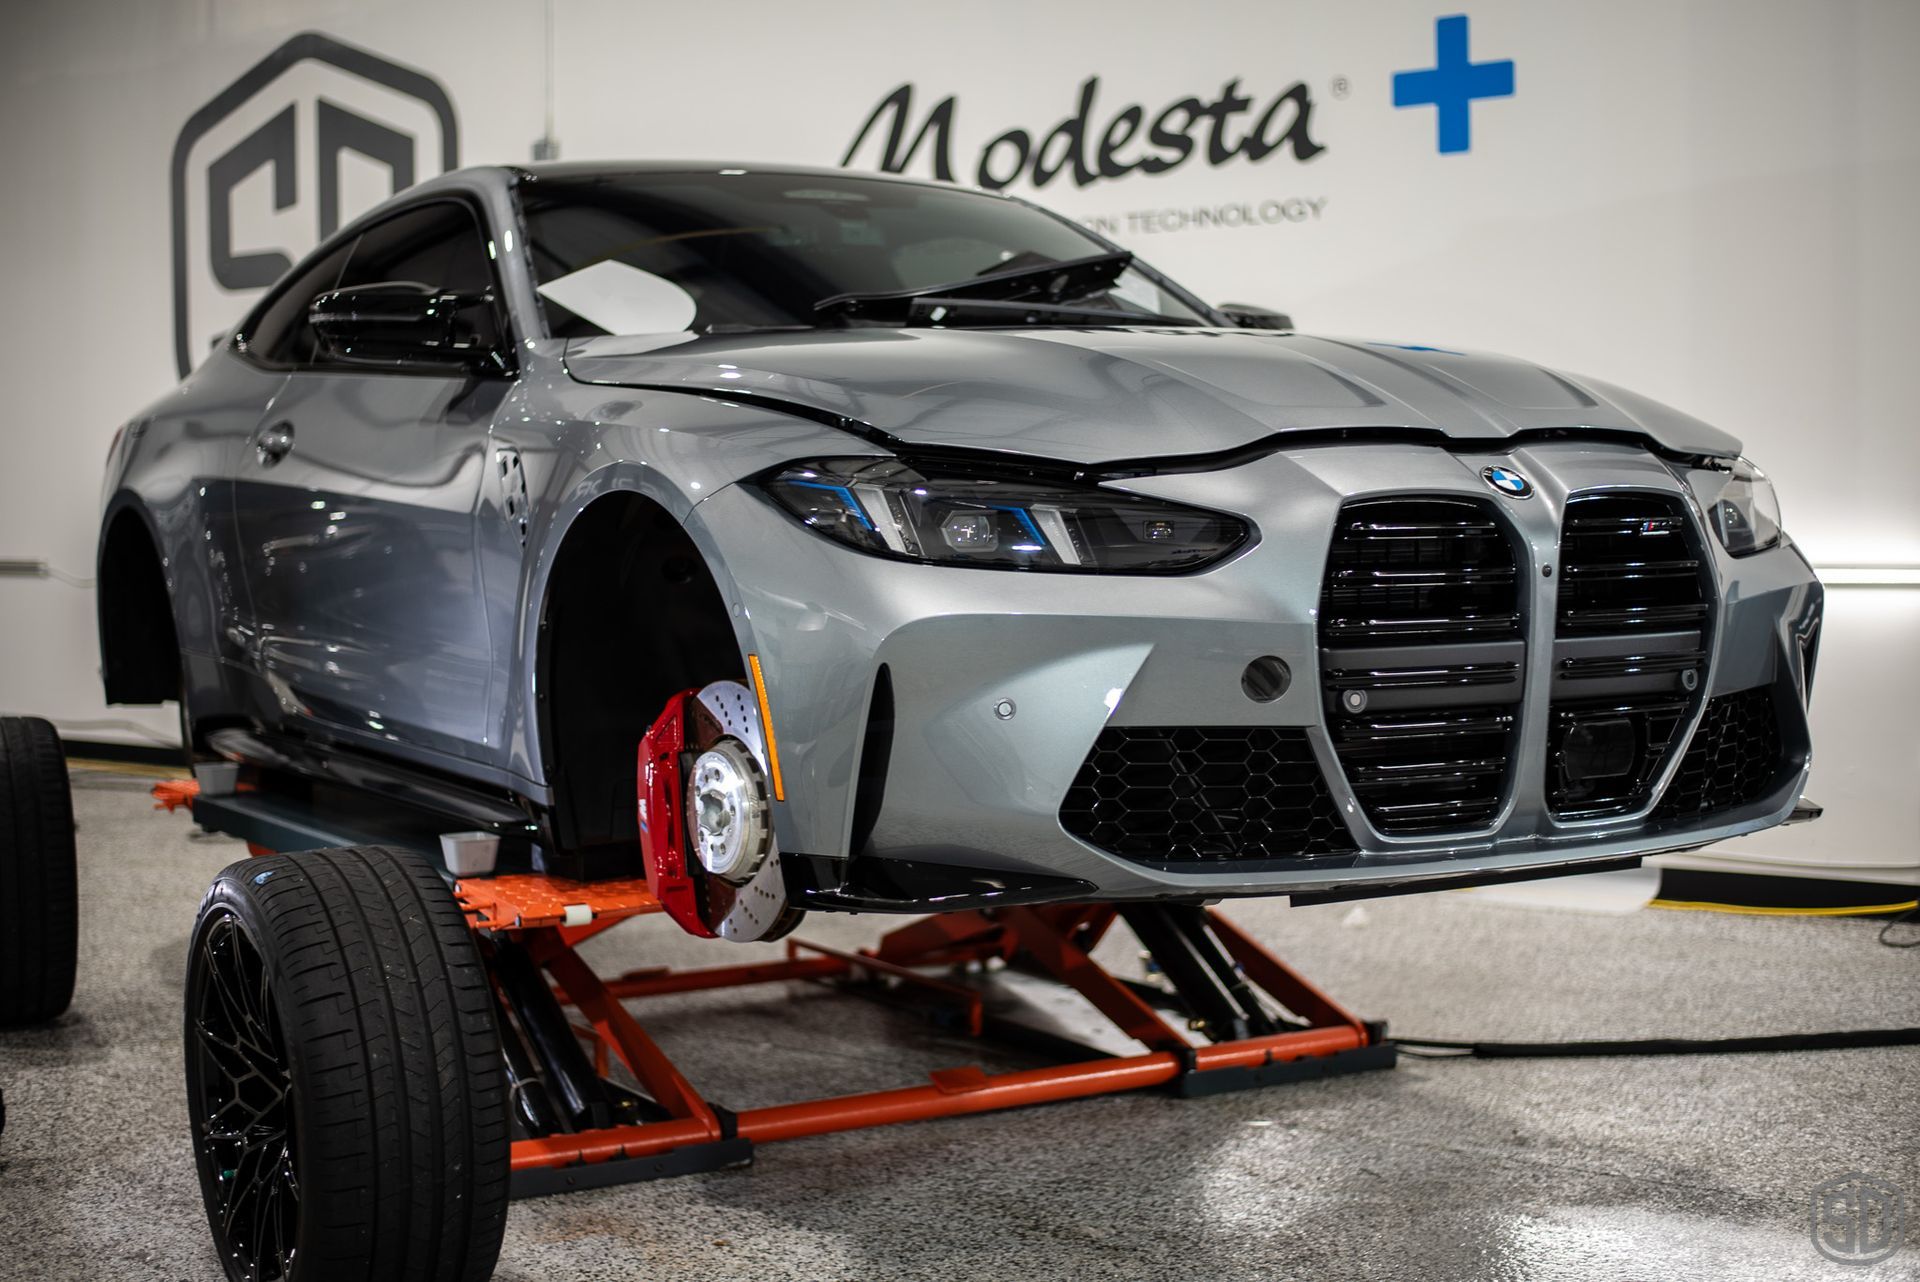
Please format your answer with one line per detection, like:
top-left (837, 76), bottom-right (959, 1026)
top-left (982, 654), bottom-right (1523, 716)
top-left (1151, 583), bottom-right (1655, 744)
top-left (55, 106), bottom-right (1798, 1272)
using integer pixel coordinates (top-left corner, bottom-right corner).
top-left (185, 844), bottom-right (509, 1282)
top-left (0, 716), bottom-right (78, 1025)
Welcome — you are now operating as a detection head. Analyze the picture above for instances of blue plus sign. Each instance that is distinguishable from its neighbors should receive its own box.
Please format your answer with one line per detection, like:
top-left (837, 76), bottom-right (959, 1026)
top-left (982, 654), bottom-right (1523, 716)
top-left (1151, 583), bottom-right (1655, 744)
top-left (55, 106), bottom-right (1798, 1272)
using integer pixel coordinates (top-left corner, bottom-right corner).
top-left (1393, 14), bottom-right (1515, 154)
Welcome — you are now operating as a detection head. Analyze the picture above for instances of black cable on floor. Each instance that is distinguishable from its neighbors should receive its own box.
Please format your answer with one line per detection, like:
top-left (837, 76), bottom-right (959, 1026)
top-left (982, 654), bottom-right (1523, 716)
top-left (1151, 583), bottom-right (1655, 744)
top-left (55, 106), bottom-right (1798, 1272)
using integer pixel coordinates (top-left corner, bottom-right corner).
top-left (1394, 1026), bottom-right (1920, 1059)
top-left (1880, 906), bottom-right (1920, 949)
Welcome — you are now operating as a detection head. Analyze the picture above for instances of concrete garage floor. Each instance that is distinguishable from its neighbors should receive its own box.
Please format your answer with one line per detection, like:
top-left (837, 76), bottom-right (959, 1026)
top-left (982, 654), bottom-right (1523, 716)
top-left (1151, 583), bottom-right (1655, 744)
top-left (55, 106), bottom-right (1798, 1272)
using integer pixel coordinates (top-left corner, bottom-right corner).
top-left (1, 769), bottom-right (1915, 1282)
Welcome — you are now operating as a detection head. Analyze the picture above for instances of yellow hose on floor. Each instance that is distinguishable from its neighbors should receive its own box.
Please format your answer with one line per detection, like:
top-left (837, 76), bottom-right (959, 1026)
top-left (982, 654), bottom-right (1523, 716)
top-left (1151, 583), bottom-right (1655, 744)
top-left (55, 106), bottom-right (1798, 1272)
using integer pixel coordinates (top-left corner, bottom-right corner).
top-left (1649, 898), bottom-right (1919, 917)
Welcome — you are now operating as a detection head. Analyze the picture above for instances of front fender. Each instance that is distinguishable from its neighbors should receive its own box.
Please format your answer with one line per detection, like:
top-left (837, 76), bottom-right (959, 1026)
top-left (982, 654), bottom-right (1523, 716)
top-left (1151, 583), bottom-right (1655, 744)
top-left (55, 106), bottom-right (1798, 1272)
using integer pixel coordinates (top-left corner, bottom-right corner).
top-left (491, 373), bottom-right (885, 792)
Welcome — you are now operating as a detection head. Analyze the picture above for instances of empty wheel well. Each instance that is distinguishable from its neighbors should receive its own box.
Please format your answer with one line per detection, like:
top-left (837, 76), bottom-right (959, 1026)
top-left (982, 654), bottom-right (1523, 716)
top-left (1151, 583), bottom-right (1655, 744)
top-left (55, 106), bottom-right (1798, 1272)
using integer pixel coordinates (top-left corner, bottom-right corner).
top-left (97, 508), bottom-right (180, 705)
top-left (537, 493), bottom-right (743, 856)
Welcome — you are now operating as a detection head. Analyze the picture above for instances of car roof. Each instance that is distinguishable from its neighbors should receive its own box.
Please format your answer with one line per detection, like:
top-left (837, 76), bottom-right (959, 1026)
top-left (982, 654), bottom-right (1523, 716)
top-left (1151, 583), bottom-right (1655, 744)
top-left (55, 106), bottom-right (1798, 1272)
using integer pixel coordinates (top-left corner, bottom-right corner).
top-left (496, 161), bottom-right (978, 196)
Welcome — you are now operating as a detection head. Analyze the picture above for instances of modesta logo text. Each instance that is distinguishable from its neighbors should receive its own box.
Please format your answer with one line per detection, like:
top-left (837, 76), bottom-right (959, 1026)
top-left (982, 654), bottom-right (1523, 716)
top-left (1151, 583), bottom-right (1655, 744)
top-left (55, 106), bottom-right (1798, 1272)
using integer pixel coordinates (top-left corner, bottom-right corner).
top-left (169, 32), bottom-right (459, 375)
top-left (841, 76), bottom-right (1326, 193)
top-left (838, 17), bottom-right (1517, 238)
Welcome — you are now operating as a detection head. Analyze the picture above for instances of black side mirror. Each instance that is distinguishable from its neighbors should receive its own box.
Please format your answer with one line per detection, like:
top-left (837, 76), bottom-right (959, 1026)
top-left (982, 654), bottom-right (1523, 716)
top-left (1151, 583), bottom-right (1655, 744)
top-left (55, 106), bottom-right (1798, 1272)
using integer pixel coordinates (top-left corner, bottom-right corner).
top-left (310, 282), bottom-right (502, 371)
top-left (1217, 302), bottom-right (1295, 331)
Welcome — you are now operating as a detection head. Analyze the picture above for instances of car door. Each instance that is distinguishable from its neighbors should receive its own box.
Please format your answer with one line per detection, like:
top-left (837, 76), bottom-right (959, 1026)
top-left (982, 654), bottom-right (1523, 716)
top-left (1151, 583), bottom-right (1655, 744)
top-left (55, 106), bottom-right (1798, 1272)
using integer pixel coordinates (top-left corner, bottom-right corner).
top-left (230, 199), bottom-right (510, 761)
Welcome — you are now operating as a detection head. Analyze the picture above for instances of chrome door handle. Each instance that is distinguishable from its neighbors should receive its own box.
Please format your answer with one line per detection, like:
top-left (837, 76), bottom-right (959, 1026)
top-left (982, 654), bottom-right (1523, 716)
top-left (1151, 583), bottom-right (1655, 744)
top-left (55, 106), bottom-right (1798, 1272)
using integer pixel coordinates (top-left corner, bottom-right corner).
top-left (254, 421), bottom-right (295, 466)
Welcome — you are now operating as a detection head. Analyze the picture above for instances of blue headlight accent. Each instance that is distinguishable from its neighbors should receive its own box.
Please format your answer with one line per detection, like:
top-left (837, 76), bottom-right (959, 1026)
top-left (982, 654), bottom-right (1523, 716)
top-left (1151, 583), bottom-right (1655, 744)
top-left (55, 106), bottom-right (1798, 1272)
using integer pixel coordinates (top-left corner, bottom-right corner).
top-left (784, 478), bottom-right (875, 531)
top-left (992, 505), bottom-right (1047, 547)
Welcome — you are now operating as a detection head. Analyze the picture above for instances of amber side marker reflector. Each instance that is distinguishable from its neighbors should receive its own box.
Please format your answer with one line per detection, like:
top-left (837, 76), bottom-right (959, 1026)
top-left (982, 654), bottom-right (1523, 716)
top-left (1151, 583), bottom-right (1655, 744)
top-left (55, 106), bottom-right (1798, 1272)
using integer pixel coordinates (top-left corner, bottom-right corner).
top-left (747, 653), bottom-right (787, 802)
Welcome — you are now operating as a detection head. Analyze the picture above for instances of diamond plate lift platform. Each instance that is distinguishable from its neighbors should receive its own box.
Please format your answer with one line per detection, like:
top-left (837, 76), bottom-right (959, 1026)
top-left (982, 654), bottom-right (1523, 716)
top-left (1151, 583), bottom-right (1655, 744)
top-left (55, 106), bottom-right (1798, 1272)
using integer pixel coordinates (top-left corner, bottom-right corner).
top-left (162, 777), bottom-right (1395, 1199)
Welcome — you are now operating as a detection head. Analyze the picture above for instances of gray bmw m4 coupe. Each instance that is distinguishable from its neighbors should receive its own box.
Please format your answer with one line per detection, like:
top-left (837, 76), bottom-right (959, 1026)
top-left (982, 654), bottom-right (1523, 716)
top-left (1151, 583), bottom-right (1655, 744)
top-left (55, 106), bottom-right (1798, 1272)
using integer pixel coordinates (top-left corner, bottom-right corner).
top-left (99, 162), bottom-right (1822, 941)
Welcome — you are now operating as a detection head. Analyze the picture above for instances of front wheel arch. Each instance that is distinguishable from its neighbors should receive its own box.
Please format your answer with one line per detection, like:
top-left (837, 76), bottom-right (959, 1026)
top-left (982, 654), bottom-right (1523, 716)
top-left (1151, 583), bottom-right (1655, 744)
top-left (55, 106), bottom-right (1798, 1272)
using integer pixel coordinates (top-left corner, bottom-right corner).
top-left (533, 490), bottom-right (747, 858)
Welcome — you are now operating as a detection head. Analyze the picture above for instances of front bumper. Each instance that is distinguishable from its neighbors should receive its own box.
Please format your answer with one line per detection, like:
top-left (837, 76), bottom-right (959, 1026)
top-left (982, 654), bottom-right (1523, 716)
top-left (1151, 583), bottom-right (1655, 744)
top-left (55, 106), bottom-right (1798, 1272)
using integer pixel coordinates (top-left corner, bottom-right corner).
top-left (690, 439), bottom-right (1821, 904)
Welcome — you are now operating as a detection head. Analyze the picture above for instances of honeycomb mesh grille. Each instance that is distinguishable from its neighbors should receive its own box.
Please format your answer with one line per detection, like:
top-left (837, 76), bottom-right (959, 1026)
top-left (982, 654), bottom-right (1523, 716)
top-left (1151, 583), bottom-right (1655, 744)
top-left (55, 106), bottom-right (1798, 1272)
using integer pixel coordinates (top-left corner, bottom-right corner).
top-left (1059, 727), bottom-right (1356, 864)
top-left (1653, 686), bottom-right (1782, 822)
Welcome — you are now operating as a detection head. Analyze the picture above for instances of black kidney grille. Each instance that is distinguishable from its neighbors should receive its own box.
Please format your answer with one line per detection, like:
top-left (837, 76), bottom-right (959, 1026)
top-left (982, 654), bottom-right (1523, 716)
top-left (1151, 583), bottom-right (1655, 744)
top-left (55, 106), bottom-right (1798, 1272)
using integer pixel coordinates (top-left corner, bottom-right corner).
top-left (1557, 495), bottom-right (1709, 635)
top-left (1330, 706), bottom-right (1516, 832)
top-left (1059, 727), bottom-right (1355, 864)
top-left (1319, 497), bottom-right (1522, 835)
top-left (1319, 499), bottom-right (1521, 645)
top-left (1652, 686), bottom-right (1782, 822)
top-left (1547, 491), bottom-right (1719, 820)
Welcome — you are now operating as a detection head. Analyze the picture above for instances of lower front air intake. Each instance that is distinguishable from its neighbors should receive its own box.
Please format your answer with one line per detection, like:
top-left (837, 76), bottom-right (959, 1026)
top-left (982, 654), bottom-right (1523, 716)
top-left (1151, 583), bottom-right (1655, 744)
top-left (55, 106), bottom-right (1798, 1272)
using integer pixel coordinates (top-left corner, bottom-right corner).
top-left (1653, 685), bottom-right (1784, 823)
top-left (1059, 726), bottom-right (1356, 866)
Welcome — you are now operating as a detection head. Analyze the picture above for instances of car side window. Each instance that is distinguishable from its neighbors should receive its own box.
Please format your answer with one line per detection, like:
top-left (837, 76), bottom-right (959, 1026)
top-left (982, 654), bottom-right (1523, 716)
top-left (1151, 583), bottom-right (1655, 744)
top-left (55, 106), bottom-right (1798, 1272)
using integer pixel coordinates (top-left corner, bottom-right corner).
top-left (241, 242), bottom-right (352, 367)
top-left (328, 200), bottom-right (507, 367)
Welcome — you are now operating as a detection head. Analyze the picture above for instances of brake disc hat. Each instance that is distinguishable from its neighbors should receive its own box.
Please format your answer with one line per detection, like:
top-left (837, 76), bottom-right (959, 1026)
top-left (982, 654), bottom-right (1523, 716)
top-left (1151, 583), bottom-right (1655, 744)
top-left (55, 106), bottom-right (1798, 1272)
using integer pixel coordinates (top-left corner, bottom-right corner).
top-left (689, 738), bottom-right (768, 880)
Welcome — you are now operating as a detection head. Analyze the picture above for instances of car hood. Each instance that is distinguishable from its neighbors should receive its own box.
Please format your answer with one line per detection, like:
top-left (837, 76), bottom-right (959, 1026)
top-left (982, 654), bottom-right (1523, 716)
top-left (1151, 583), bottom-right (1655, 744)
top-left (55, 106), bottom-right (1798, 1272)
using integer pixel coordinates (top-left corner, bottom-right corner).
top-left (564, 327), bottom-right (1740, 463)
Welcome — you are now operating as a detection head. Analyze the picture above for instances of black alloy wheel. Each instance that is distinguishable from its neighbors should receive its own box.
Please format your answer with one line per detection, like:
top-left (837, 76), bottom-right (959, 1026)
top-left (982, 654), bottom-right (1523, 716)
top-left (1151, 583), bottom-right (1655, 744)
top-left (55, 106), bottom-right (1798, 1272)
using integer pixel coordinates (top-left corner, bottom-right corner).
top-left (186, 909), bottom-right (299, 1280)
top-left (184, 845), bottom-right (509, 1282)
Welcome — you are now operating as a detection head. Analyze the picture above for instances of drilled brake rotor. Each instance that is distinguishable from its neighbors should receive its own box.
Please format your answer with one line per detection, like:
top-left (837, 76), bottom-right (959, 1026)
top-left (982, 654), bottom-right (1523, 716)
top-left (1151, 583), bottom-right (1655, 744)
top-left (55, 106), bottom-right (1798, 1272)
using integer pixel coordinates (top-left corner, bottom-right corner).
top-left (685, 680), bottom-right (801, 942)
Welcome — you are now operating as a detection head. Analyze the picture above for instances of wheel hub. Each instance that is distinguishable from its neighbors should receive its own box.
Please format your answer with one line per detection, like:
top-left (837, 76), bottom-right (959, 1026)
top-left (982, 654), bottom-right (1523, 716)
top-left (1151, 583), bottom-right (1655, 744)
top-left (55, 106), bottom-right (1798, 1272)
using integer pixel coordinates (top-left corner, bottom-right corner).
top-left (687, 738), bottom-right (769, 882)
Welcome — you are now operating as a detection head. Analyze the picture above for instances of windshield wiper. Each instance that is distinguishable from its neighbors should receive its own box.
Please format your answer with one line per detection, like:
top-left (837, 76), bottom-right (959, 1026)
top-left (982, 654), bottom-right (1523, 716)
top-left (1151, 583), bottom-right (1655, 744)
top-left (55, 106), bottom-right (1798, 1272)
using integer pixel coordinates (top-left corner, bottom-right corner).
top-left (700, 322), bottom-right (819, 335)
top-left (901, 295), bottom-right (1200, 327)
top-left (813, 250), bottom-right (1135, 320)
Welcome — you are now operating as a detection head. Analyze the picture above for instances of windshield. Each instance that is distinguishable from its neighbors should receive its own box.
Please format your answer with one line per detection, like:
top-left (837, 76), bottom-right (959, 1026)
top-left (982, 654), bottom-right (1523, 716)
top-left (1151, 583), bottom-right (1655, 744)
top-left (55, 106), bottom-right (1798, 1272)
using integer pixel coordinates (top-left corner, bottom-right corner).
top-left (514, 170), bottom-right (1212, 335)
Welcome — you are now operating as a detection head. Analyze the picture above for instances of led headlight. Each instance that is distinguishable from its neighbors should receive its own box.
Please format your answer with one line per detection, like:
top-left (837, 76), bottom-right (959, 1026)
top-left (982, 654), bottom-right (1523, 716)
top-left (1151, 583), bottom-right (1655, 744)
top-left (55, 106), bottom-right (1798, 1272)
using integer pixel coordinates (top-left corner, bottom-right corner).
top-left (757, 457), bottom-right (1250, 573)
top-left (1690, 456), bottom-right (1782, 557)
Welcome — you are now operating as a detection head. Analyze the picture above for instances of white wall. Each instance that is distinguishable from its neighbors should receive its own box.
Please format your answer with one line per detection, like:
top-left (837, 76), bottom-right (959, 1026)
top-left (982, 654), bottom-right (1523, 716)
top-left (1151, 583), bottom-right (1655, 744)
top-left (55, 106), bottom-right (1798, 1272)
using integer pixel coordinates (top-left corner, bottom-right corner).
top-left (1, 0), bottom-right (1913, 880)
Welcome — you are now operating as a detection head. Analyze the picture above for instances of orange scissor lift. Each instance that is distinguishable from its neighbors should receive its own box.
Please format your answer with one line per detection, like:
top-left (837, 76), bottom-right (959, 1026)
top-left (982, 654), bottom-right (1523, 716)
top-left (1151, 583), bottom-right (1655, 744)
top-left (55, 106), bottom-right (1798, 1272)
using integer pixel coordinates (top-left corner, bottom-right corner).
top-left (158, 771), bottom-right (1393, 1198)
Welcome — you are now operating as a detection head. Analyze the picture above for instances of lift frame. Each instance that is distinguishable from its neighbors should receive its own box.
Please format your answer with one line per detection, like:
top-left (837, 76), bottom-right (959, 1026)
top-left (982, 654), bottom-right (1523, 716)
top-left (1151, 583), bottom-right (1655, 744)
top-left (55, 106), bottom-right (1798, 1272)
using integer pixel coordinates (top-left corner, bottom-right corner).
top-left (161, 777), bottom-right (1394, 1199)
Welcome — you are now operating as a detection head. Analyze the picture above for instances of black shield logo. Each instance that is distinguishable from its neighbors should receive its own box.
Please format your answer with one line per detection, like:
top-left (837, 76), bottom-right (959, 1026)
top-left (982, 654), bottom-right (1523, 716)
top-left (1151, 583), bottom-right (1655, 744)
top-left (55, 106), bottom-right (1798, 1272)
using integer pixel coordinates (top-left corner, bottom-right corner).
top-left (168, 32), bottom-right (459, 375)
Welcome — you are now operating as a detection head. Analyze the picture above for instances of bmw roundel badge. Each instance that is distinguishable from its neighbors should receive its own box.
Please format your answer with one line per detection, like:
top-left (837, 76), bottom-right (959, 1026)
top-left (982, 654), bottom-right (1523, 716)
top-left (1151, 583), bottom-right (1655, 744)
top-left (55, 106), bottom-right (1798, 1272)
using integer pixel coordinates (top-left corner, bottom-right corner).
top-left (1482, 465), bottom-right (1533, 499)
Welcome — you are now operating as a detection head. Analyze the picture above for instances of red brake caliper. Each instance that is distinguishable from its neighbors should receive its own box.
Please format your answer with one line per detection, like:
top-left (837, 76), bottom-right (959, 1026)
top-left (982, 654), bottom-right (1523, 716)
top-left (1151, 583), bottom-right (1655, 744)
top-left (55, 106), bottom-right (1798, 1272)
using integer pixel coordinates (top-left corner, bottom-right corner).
top-left (636, 688), bottom-right (715, 938)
